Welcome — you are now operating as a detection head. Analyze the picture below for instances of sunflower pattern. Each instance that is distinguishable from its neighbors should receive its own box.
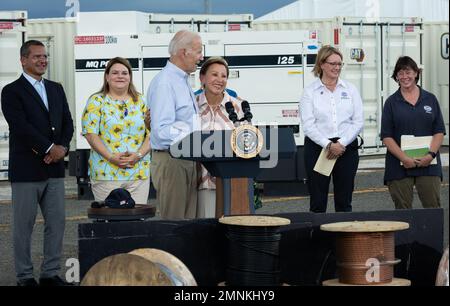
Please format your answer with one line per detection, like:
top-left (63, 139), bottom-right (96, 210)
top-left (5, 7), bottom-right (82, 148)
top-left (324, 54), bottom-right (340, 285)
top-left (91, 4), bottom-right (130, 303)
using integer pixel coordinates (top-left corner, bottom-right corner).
top-left (81, 94), bottom-right (150, 181)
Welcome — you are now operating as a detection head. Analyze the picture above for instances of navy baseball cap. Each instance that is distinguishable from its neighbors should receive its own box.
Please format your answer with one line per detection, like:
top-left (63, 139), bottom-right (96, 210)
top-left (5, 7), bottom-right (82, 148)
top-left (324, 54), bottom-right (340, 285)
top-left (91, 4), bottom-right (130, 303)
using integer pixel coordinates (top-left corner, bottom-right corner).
top-left (105, 188), bottom-right (136, 209)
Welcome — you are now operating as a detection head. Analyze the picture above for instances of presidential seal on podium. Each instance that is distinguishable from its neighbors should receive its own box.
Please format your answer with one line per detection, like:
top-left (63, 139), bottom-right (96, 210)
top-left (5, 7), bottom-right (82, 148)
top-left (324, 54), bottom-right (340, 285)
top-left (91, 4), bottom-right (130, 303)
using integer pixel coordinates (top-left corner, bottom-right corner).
top-left (230, 124), bottom-right (264, 159)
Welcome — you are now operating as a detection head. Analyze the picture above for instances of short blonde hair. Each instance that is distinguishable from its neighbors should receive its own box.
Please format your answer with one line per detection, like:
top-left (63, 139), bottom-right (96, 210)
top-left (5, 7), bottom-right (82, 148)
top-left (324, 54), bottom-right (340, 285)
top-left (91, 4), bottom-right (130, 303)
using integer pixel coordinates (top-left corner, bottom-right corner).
top-left (312, 45), bottom-right (343, 78)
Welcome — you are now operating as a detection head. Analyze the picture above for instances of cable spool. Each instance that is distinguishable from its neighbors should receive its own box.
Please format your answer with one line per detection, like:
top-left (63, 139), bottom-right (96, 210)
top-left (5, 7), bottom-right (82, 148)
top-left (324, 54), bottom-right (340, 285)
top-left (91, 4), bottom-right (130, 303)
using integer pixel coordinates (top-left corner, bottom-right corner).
top-left (80, 249), bottom-right (197, 286)
top-left (80, 253), bottom-right (172, 286)
top-left (219, 215), bottom-right (290, 286)
top-left (435, 246), bottom-right (449, 286)
top-left (129, 248), bottom-right (197, 286)
top-left (321, 221), bottom-right (410, 286)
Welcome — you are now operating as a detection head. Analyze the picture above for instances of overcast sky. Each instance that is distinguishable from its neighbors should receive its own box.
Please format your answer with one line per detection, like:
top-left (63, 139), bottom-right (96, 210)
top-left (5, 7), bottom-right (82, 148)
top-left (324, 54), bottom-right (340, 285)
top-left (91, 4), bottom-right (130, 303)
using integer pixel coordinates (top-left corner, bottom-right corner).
top-left (0, 0), bottom-right (297, 18)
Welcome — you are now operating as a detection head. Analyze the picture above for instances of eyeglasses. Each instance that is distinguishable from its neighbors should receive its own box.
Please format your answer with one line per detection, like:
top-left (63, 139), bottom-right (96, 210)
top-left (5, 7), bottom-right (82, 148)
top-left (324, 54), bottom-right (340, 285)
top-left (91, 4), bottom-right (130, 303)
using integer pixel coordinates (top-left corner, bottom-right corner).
top-left (325, 61), bottom-right (344, 68)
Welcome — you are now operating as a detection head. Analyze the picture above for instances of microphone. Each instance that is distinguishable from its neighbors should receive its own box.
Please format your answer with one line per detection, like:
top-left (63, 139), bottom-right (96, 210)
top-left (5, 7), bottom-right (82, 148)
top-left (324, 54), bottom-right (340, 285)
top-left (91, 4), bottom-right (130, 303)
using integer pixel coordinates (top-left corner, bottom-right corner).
top-left (225, 101), bottom-right (238, 123)
top-left (241, 100), bottom-right (253, 123)
top-left (241, 100), bottom-right (250, 113)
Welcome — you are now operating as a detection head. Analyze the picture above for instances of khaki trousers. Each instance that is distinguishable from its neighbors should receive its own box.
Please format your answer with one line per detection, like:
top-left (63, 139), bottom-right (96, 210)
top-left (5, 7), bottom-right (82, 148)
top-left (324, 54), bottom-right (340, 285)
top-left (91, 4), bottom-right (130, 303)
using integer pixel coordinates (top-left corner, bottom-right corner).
top-left (91, 178), bottom-right (150, 204)
top-left (387, 176), bottom-right (441, 209)
top-left (150, 151), bottom-right (197, 220)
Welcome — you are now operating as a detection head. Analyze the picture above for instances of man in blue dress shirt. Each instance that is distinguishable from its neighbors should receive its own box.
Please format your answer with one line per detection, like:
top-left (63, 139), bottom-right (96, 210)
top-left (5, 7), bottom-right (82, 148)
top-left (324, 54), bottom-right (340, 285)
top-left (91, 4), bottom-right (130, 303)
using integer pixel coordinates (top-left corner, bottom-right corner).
top-left (146, 30), bottom-right (203, 219)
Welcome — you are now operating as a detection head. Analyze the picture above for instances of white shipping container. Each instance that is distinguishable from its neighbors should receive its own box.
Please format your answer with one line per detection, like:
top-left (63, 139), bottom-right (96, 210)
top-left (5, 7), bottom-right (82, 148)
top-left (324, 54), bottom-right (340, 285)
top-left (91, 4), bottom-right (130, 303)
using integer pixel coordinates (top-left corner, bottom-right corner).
top-left (77, 11), bottom-right (253, 35)
top-left (0, 10), bottom-right (27, 180)
top-left (254, 17), bottom-right (437, 155)
top-left (27, 17), bottom-right (78, 152)
top-left (146, 13), bottom-right (253, 33)
top-left (258, 0), bottom-right (449, 22)
top-left (423, 21), bottom-right (449, 145)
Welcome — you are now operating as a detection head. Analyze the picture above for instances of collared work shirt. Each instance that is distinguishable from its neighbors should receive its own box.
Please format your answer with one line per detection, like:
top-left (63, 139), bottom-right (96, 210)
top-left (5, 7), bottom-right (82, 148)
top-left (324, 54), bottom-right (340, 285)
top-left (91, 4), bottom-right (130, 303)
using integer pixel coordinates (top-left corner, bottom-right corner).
top-left (146, 61), bottom-right (199, 150)
top-left (381, 87), bottom-right (446, 183)
top-left (299, 78), bottom-right (364, 148)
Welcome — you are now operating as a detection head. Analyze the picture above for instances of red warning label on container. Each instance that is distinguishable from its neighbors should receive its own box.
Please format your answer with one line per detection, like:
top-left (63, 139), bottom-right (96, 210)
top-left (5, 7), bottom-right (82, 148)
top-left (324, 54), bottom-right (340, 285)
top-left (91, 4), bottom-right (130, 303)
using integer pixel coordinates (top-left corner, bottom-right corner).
top-left (75, 36), bottom-right (105, 44)
top-left (0, 22), bottom-right (14, 30)
top-left (405, 25), bottom-right (415, 33)
top-left (282, 109), bottom-right (299, 118)
top-left (228, 24), bottom-right (241, 31)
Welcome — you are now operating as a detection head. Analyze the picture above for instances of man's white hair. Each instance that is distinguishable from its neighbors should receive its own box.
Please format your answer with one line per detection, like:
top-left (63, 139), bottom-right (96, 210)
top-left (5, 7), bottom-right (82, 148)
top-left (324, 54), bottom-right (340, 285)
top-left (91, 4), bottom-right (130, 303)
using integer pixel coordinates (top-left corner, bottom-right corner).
top-left (168, 30), bottom-right (201, 56)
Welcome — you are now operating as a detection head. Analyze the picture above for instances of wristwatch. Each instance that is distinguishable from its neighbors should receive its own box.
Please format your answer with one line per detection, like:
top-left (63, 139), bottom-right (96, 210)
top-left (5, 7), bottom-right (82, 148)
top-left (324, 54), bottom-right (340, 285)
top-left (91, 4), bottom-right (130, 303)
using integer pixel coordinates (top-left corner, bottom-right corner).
top-left (428, 151), bottom-right (437, 159)
top-left (137, 152), bottom-right (143, 160)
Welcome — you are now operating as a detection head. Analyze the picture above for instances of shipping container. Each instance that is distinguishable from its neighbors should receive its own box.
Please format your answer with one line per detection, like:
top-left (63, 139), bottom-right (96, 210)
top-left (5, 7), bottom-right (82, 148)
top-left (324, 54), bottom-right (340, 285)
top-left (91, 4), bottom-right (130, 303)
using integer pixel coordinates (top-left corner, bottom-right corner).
top-left (0, 11), bottom-right (27, 180)
top-left (253, 17), bottom-right (450, 153)
top-left (423, 21), bottom-right (449, 145)
top-left (258, 0), bottom-right (449, 22)
top-left (27, 17), bottom-right (78, 152)
top-left (76, 11), bottom-right (253, 35)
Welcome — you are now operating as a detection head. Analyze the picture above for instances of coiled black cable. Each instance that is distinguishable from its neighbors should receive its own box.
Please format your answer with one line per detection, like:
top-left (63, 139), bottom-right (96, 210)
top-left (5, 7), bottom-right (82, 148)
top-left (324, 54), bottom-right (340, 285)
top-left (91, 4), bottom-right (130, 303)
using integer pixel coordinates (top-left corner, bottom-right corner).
top-left (224, 225), bottom-right (282, 286)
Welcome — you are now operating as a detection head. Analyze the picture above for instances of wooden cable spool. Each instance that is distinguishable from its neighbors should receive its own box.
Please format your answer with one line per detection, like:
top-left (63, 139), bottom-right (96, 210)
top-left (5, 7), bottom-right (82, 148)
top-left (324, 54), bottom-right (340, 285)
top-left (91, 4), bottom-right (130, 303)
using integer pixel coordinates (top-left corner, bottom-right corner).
top-left (322, 278), bottom-right (411, 286)
top-left (435, 246), bottom-right (449, 286)
top-left (80, 253), bottom-right (172, 286)
top-left (80, 249), bottom-right (197, 286)
top-left (218, 215), bottom-right (291, 227)
top-left (218, 215), bottom-right (291, 286)
top-left (129, 248), bottom-right (197, 286)
top-left (320, 221), bottom-right (410, 286)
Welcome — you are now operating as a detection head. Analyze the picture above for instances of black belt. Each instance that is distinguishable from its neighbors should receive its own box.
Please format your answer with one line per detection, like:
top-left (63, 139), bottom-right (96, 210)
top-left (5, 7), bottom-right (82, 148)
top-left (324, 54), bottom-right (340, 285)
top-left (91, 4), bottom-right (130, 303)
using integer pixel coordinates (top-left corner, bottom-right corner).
top-left (152, 149), bottom-right (169, 152)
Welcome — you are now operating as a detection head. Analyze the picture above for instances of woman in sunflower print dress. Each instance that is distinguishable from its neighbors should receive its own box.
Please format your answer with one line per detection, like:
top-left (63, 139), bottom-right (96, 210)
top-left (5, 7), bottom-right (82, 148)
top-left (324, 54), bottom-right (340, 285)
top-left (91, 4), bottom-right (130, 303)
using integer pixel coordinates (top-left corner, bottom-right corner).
top-left (81, 57), bottom-right (151, 203)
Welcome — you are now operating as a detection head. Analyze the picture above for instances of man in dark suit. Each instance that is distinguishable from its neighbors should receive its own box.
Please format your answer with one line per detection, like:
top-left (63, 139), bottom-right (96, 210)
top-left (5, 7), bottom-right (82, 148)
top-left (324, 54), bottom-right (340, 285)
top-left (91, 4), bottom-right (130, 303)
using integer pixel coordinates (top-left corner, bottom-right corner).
top-left (1, 40), bottom-right (74, 286)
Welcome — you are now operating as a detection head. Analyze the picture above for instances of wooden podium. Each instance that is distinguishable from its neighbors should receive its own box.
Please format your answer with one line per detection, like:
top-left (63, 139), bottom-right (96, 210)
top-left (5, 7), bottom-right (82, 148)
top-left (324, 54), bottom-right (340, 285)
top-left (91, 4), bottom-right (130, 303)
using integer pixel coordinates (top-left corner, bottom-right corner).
top-left (215, 177), bottom-right (253, 217)
top-left (170, 126), bottom-right (296, 216)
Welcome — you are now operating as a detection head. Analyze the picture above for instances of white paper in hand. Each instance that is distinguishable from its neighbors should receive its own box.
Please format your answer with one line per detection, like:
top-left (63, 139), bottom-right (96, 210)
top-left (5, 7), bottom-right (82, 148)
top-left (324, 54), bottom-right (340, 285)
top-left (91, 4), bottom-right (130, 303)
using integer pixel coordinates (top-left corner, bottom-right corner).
top-left (313, 148), bottom-right (337, 176)
top-left (400, 135), bottom-right (437, 165)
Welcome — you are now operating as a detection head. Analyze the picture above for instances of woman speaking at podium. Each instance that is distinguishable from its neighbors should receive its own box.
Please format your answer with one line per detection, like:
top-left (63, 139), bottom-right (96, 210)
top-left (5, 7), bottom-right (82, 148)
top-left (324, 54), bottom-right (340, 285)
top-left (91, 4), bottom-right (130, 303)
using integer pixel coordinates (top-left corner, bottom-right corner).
top-left (194, 57), bottom-right (244, 218)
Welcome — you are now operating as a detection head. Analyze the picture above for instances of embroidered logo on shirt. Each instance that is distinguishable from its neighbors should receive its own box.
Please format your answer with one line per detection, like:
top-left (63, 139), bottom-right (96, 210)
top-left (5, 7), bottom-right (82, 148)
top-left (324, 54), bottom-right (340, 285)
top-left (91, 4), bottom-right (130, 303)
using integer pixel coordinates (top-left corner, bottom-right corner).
top-left (341, 92), bottom-right (350, 100)
top-left (424, 105), bottom-right (433, 114)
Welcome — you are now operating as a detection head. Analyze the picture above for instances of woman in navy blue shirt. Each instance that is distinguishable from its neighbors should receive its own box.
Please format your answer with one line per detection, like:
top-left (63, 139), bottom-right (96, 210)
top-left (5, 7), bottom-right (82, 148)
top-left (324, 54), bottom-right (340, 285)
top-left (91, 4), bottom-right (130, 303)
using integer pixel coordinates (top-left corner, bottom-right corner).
top-left (381, 56), bottom-right (446, 209)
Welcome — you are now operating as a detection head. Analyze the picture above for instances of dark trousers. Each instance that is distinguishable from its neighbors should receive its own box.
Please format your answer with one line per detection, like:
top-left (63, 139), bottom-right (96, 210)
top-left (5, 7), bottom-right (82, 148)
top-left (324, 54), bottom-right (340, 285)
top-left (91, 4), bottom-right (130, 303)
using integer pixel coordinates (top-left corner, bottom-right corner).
top-left (304, 137), bottom-right (359, 213)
